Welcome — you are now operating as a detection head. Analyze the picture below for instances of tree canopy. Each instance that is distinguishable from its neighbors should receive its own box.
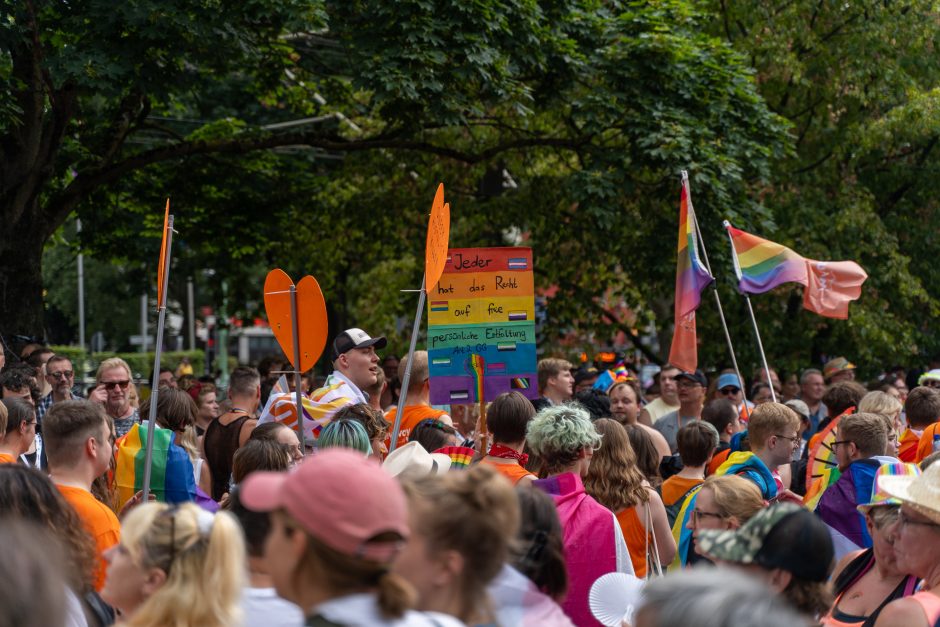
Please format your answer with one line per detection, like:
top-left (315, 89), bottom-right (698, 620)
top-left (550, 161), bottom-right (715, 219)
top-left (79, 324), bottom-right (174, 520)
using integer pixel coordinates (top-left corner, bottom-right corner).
top-left (5, 0), bottom-right (940, 375)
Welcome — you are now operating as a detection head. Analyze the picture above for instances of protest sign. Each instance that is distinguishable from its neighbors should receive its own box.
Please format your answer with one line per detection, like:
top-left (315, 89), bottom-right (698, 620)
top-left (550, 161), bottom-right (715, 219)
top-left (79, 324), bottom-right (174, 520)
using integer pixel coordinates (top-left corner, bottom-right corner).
top-left (427, 247), bottom-right (538, 404)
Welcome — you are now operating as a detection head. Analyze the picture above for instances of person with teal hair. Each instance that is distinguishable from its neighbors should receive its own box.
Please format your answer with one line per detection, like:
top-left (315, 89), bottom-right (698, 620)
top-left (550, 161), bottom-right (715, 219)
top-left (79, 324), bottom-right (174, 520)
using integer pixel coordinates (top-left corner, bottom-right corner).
top-left (318, 417), bottom-right (371, 454)
top-left (528, 403), bottom-right (634, 625)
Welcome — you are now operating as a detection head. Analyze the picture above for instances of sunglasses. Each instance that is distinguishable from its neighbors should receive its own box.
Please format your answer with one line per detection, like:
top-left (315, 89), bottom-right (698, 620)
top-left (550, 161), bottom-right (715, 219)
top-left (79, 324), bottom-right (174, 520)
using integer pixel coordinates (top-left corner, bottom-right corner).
top-left (718, 387), bottom-right (740, 395)
top-left (49, 370), bottom-right (74, 379)
top-left (102, 380), bottom-right (130, 390)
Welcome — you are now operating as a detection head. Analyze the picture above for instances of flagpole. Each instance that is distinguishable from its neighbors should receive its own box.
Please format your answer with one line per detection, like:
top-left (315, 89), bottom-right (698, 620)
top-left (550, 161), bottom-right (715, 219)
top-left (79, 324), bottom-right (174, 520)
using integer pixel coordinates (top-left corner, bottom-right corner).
top-left (389, 275), bottom-right (427, 453)
top-left (288, 284), bottom-right (306, 456)
top-left (682, 172), bottom-right (751, 417)
top-left (722, 220), bottom-right (777, 404)
top-left (142, 214), bottom-right (174, 501)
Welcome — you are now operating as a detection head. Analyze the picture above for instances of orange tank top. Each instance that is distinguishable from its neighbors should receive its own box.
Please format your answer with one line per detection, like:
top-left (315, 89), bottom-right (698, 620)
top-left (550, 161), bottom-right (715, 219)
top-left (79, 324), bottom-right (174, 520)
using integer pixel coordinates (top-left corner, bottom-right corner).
top-left (616, 506), bottom-right (651, 578)
top-left (479, 458), bottom-right (536, 485)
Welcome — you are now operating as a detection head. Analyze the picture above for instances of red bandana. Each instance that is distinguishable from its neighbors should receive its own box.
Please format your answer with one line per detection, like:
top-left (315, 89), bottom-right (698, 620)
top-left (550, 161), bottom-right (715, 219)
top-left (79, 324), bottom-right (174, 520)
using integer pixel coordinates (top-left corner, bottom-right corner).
top-left (488, 444), bottom-right (529, 466)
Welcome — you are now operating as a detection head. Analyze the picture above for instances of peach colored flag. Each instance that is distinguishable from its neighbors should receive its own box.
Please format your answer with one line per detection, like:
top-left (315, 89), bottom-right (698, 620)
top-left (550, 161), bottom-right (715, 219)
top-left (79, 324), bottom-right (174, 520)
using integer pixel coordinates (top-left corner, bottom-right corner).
top-left (803, 260), bottom-right (868, 319)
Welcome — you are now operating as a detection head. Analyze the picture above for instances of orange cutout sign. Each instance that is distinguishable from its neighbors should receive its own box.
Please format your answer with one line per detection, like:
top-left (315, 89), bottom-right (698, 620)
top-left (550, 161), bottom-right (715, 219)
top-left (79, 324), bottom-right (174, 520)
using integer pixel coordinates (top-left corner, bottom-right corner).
top-left (156, 199), bottom-right (170, 308)
top-left (263, 269), bottom-right (329, 372)
top-left (425, 183), bottom-right (450, 293)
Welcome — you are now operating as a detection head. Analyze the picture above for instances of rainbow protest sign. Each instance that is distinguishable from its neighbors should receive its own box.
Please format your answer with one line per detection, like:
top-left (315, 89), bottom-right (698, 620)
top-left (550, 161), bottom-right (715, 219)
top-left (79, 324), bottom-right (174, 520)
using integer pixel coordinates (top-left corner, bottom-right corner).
top-left (427, 247), bottom-right (537, 404)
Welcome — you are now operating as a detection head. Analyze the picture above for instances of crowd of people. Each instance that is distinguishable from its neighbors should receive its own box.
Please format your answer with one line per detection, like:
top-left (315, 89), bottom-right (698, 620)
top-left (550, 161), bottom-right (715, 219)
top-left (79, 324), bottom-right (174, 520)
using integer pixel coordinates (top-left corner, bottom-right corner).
top-left (1, 331), bottom-right (940, 626)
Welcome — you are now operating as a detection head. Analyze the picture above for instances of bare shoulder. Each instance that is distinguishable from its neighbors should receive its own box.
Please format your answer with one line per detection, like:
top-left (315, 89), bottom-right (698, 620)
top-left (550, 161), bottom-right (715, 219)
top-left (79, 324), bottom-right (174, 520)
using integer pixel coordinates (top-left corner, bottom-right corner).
top-left (874, 598), bottom-right (929, 627)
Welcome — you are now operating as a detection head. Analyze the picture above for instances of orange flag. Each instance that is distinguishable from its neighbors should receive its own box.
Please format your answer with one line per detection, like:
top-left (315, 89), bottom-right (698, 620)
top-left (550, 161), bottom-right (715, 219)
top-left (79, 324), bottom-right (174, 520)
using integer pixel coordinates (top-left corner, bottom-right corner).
top-left (156, 199), bottom-right (170, 308)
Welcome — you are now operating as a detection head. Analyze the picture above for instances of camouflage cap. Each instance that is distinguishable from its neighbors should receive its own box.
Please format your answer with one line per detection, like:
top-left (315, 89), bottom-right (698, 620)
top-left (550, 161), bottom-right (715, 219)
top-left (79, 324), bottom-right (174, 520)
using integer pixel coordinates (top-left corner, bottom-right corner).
top-left (696, 503), bottom-right (833, 582)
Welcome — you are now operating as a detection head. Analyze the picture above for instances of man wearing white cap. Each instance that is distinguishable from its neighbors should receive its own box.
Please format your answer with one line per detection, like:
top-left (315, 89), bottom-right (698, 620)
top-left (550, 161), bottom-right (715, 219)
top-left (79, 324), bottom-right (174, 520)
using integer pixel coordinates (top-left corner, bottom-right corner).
top-left (294, 328), bottom-right (387, 444)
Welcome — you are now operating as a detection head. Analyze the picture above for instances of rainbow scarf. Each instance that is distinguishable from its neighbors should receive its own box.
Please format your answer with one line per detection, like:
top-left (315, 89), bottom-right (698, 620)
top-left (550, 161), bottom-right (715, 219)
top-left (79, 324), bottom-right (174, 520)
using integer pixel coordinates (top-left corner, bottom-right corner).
top-left (114, 423), bottom-right (196, 510)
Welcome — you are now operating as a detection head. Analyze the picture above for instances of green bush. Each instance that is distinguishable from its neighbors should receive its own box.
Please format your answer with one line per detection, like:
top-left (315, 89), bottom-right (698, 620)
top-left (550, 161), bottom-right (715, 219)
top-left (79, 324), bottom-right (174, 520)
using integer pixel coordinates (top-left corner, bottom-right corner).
top-left (48, 346), bottom-right (206, 381)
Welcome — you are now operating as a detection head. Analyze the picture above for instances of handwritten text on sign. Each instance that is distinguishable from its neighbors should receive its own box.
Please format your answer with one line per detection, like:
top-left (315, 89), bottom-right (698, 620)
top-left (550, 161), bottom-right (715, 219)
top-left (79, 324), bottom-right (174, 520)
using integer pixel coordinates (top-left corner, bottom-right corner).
top-left (428, 247), bottom-right (537, 405)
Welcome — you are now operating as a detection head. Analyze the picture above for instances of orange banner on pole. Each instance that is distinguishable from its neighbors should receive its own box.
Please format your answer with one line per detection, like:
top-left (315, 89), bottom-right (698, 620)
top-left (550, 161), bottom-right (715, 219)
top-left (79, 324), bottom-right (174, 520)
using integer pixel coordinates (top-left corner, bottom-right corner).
top-left (263, 269), bottom-right (329, 372)
top-left (425, 183), bottom-right (450, 293)
top-left (156, 199), bottom-right (170, 309)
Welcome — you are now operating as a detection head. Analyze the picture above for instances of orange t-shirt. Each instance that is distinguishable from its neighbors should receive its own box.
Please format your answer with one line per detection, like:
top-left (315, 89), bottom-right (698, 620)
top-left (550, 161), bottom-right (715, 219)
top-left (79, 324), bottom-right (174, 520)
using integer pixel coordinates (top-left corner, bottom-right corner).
top-left (616, 507), bottom-right (650, 578)
top-left (0, 453), bottom-right (18, 464)
top-left (660, 476), bottom-right (704, 507)
top-left (57, 484), bottom-right (121, 591)
top-left (479, 458), bottom-right (535, 485)
top-left (385, 405), bottom-right (449, 449)
top-left (916, 423), bottom-right (940, 463)
top-left (899, 428), bottom-right (921, 463)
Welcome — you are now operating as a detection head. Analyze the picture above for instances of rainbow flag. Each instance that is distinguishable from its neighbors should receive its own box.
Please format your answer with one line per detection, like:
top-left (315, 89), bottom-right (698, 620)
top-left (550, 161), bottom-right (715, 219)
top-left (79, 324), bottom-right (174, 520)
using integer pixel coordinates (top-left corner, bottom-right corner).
top-left (114, 423), bottom-right (196, 510)
top-left (434, 446), bottom-right (476, 469)
top-left (726, 224), bottom-right (868, 319)
top-left (465, 354), bottom-right (486, 403)
top-left (668, 178), bottom-right (714, 372)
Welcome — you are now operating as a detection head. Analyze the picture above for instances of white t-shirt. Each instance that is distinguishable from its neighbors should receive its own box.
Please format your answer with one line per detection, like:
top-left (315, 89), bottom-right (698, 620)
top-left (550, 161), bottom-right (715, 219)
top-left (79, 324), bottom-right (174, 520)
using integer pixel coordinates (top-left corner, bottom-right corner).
top-left (241, 587), bottom-right (304, 627)
top-left (312, 593), bottom-right (466, 627)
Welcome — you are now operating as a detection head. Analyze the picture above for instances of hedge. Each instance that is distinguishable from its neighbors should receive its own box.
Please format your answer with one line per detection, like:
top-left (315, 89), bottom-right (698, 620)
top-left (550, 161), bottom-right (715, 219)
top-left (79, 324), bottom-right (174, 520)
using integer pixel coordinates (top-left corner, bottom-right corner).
top-left (48, 347), bottom-right (209, 381)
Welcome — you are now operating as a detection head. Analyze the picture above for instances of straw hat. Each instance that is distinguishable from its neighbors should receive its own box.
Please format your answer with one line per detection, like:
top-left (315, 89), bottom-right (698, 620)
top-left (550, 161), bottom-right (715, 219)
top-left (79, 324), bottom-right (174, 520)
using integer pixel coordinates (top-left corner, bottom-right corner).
top-left (857, 462), bottom-right (921, 514)
top-left (382, 441), bottom-right (452, 480)
top-left (879, 461), bottom-right (940, 524)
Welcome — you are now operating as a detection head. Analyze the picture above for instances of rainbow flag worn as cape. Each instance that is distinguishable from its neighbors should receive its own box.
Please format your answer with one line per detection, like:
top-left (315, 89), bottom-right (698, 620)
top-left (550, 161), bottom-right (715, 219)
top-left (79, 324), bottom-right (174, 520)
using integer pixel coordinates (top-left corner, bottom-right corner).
top-left (668, 179), bottom-right (714, 372)
top-left (726, 225), bottom-right (868, 319)
top-left (115, 423), bottom-right (196, 510)
top-left (814, 459), bottom-right (880, 561)
top-left (259, 374), bottom-right (357, 441)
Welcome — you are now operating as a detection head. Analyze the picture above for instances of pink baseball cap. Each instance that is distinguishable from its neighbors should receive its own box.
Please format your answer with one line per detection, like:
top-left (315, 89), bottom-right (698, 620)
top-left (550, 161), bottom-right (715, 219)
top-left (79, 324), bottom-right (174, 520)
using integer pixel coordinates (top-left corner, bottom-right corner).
top-left (241, 448), bottom-right (409, 562)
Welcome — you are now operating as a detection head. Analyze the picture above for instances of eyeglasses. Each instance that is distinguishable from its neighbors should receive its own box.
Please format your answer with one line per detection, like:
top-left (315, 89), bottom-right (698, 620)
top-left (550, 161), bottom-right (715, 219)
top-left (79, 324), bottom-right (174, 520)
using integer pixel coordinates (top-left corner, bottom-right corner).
top-left (832, 439), bottom-right (854, 448)
top-left (676, 380), bottom-right (702, 389)
top-left (718, 387), bottom-right (740, 395)
top-left (924, 380), bottom-right (940, 389)
top-left (775, 433), bottom-right (801, 444)
top-left (49, 370), bottom-right (74, 379)
top-left (102, 380), bottom-right (130, 390)
top-left (897, 511), bottom-right (940, 530)
top-left (691, 509), bottom-right (725, 523)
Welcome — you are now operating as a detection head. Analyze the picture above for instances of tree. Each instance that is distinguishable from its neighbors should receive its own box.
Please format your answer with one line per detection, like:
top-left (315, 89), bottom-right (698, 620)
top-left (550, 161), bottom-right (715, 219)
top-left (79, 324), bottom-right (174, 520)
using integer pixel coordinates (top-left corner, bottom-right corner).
top-left (2, 0), bottom-right (786, 369)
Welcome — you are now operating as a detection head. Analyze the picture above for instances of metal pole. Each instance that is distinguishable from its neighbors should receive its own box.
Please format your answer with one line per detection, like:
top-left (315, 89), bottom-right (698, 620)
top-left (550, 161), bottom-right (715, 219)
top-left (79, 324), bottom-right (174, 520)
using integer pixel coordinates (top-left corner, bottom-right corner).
top-left (140, 295), bottom-right (148, 354)
top-left (682, 171), bottom-right (751, 417)
top-left (722, 220), bottom-right (777, 403)
top-left (217, 280), bottom-right (230, 392)
top-left (389, 274), bottom-right (427, 453)
top-left (76, 219), bottom-right (86, 361)
top-left (289, 284), bottom-right (306, 456)
top-left (142, 216), bottom-right (174, 501)
top-left (187, 278), bottom-right (195, 351)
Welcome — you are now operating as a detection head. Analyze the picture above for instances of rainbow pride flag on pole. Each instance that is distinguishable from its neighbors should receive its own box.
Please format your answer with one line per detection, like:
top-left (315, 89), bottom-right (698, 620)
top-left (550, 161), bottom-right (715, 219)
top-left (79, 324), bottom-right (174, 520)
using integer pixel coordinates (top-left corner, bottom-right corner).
top-left (725, 223), bottom-right (868, 319)
top-left (668, 176), bottom-right (714, 372)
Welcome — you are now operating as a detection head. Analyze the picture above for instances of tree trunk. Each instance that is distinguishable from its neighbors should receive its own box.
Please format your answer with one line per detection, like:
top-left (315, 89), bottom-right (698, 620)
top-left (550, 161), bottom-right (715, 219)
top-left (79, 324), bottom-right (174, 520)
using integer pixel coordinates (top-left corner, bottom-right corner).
top-left (0, 199), bottom-right (49, 340)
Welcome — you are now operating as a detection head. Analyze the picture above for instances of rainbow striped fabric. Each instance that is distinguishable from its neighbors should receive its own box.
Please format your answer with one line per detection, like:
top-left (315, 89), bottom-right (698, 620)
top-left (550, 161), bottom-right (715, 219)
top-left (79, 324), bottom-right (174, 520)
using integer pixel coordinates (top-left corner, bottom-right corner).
top-left (727, 225), bottom-right (807, 293)
top-left (114, 423), bottom-right (196, 510)
top-left (434, 446), bottom-right (476, 469)
top-left (668, 180), bottom-right (714, 372)
top-left (259, 375), bottom-right (356, 441)
top-left (465, 354), bottom-right (486, 403)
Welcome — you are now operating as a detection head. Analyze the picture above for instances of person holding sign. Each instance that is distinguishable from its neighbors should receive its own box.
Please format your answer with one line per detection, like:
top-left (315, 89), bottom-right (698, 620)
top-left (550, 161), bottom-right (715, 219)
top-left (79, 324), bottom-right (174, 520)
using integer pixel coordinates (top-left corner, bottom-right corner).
top-left (385, 351), bottom-right (451, 449)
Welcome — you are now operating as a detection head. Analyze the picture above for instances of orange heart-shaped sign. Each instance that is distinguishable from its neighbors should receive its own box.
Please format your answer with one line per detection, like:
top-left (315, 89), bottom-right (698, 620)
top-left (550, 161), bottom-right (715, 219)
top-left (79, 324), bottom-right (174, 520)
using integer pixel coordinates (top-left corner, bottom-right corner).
top-left (263, 269), bottom-right (329, 372)
top-left (425, 183), bottom-right (450, 293)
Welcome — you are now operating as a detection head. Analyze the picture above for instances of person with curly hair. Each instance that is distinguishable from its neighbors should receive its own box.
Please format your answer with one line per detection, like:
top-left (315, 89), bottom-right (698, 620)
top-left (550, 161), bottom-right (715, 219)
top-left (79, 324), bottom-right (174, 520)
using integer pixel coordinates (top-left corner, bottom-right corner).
top-left (527, 404), bottom-right (634, 626)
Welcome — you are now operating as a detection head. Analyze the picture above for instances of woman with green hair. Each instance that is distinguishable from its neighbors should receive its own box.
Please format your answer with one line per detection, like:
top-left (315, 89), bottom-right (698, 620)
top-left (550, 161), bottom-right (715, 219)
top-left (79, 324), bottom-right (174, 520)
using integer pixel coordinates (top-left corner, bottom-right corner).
top-left (528, 404), bottom-right (634, 626)
top-left (317, 417), bottom-right (371, 454)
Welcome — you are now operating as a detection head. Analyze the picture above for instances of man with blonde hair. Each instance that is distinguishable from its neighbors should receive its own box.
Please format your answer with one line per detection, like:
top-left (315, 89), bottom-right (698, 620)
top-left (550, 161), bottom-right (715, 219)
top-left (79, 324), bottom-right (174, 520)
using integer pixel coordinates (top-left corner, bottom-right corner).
top-left (532, 357), bottom-right (574, 411)
top-left (815, 412), bottom-right (888, 560)
top-left (385, 350), bottom-right (450, 448)
top-left (89, 357), bottom-right (138, 438)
